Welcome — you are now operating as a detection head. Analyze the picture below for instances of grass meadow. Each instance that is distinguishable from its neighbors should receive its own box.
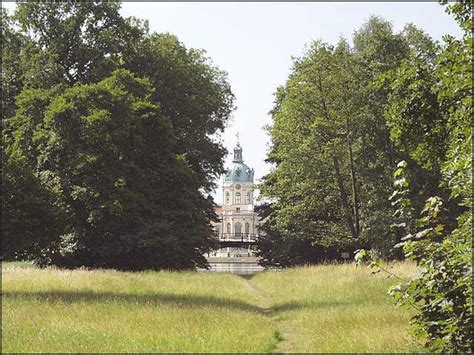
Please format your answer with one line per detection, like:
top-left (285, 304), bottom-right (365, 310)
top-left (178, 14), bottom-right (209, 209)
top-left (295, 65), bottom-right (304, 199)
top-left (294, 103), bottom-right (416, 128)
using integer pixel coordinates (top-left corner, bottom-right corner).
top-left (2, 261), bottom-right (423, 353)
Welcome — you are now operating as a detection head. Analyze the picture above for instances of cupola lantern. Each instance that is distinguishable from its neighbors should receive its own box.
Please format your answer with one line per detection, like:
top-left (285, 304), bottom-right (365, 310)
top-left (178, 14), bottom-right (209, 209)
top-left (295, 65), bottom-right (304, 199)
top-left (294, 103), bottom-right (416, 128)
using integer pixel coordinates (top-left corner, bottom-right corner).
top-left (233, 133), bottom-right (243, 162)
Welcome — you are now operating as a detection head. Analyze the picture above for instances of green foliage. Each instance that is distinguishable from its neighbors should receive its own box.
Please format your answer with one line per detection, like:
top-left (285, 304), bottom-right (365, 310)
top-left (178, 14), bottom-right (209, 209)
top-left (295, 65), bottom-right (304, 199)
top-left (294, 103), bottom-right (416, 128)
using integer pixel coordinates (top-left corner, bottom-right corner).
top-left (388, 164), bottom-right (472, 352)
top-left (12, 2), bottom-right (131, 87)
top-left (258, 40), bottom-right (358, 263)
top-left (256, 204), bottom-right (341, 267)
top-left (2, 3), bottom-right (234, 270)
top-left (123, 32), bottom-right (235, 191)
top-left (1, 151), bottom-right (66, 260)
top-left (261, 3), bottom-right (472, 351)
top-left (357, 3), bottom-right (473, 351)
top-left (7, 70), bottom-right (216, 270)
top-left (1, 7), bottom-right (28, 120)
top-left (258, 17), bottom-right (436, 264)
top-left (387, 60), bottom-right (447, 172)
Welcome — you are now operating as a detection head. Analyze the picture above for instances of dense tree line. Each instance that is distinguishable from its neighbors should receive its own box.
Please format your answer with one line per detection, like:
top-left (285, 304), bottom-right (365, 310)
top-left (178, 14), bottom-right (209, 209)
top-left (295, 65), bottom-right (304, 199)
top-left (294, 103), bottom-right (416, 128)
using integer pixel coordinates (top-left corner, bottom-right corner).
top-left (2, 2), bottom-right (235, 270)
top-left (384, 2), bottom-right (472, 351)
top-left (259, 1), bottom-right (471, 351)
top-left (258, 4), bottom-right (468, 266)
top-left (258, 16), bottom-right (440, 265)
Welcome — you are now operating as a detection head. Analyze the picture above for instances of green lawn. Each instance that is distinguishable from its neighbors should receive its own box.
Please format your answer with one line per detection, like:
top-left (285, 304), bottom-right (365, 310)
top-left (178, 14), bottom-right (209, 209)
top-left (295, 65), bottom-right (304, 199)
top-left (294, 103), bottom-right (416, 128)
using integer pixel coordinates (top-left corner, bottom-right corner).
top-left (2, 261), bottom-right (423, 353)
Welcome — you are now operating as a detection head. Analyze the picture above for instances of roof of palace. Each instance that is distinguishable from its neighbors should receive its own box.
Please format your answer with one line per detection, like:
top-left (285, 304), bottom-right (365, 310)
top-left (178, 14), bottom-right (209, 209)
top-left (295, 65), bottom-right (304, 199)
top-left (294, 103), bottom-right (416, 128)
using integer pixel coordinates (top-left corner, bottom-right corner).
top-left (224, 162), bottom-right (254, 183)
top-left (224, 142), bottom-right (254, 183)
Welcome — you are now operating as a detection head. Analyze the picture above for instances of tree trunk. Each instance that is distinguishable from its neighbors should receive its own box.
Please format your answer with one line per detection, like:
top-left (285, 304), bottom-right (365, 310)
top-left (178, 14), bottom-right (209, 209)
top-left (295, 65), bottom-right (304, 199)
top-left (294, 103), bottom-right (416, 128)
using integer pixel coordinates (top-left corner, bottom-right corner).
top-left (332, 154), bottom-right (358, 240)
top-left (346, 118), bottom-right (360, 238)
top-left (317, 73), bottom-right (358, 240)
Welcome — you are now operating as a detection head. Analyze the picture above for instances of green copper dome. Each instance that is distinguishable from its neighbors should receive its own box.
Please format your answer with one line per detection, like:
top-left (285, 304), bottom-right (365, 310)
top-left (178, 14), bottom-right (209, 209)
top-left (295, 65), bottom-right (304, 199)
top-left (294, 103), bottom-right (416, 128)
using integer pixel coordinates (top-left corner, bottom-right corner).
top-left (224, 142), bottom-right (254, 183)
top-left (224, 162), bottom-right (254, 182)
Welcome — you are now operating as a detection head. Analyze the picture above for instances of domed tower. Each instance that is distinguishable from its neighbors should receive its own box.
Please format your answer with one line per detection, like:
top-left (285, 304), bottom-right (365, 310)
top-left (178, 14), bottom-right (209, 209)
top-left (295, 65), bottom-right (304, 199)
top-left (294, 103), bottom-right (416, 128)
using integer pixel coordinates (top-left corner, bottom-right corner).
top-left (217, 138), bottom-right (257, 240)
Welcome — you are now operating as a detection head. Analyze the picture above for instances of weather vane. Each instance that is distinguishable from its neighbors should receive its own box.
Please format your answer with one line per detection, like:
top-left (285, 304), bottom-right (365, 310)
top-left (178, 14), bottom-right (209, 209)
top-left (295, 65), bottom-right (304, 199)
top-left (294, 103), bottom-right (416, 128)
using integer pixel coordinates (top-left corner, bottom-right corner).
top-left (236, 132), bottom-right (240, 146)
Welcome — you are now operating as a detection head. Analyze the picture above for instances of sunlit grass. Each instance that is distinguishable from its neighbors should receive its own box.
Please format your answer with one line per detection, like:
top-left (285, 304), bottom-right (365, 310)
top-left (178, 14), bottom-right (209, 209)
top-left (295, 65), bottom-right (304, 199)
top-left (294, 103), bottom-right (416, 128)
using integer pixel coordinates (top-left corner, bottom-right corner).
top-left (250, 262), bottom-right (424, 353)
top-left (2, 262), bottom-right (277, 353)
top-left (2, 261), bottom-right (422, 353)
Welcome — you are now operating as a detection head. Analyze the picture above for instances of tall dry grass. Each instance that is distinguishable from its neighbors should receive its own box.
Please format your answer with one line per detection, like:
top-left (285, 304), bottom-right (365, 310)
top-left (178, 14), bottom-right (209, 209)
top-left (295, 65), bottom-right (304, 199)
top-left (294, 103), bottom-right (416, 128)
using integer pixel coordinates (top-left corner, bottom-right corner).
top-left (250, 262), bottom-right (423, 352)
top-left (2, 261), bottom-right (422, 352)
top-left (2, 262), bottom-right (277, 352)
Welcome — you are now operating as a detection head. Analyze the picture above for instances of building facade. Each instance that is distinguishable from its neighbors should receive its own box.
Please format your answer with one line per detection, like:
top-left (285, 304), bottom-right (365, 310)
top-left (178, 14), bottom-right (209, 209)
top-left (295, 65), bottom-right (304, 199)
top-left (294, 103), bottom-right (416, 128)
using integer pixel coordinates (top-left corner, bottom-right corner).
top-left (212, 141), bottom-right (258, 244)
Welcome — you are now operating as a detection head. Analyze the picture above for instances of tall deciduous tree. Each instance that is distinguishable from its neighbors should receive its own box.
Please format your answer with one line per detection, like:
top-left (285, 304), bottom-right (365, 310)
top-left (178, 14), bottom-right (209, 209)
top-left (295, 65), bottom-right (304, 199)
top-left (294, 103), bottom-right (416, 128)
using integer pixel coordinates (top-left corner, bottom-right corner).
top-left (2, 3), bottom-right (233, 269)
top-left (1, 150), bottom-right (66, 260)
top-left (12, 2), bottom-right (134, 87)
top-left (259, 41), bottom-right (361, 262)
top-left (123, 33), bottom-right (235, 194)
top-left (8, 3), bottom-right (234, 194)
top-left (8, 70), bottom-right (216, 270)
top-left (258, 17), bottom-right (439, 264)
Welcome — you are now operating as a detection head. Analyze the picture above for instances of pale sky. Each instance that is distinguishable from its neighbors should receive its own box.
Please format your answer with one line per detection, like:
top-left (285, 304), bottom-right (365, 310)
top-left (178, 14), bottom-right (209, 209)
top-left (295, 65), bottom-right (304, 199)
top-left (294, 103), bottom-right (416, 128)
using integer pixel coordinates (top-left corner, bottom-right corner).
top-left (3, 2), bottom-right (463, 204)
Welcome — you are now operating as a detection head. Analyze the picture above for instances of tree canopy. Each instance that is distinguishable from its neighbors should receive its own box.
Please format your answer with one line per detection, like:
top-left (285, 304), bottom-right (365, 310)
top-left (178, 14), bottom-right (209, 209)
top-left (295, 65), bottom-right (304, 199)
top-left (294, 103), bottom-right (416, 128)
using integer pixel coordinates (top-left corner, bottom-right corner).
top-left (258, 16), bottom-right (441, 264)
top-left (259, 1), bottom-right (472, 351)
top-left (2, 2), bottom-right (234, 269)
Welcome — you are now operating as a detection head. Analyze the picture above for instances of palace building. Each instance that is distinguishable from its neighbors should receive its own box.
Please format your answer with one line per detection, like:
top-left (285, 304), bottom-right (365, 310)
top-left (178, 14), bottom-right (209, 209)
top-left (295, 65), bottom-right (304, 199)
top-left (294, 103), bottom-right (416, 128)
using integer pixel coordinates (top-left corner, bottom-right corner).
top-left (210, 139), bottom-right (259, 257)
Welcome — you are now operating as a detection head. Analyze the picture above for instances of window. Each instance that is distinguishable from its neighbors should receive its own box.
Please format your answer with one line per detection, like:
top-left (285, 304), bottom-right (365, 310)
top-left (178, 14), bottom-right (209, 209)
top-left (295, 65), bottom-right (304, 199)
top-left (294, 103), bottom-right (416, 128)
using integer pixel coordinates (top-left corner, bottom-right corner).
top-left (245, 192), bottom-right (251, 204)
top-left (236, 207), bottom-right (240, 212)
top-left (245, 223), bottom-right (250, 236)
top-left (235, 222), bottom-right (242, 237)
top-left (226, 222), bottom-right (231, 234)
top-left (235, 192), bottom-right (241, 204)
top-left (225, 192), bottom-right (230, 204)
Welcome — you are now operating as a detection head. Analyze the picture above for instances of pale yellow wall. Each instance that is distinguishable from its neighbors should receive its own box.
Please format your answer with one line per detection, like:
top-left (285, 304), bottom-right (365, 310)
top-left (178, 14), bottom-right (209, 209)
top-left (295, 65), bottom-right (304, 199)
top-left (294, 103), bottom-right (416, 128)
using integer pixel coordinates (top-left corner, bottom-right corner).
top-left (212, 181), bottom-right (258, 236)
